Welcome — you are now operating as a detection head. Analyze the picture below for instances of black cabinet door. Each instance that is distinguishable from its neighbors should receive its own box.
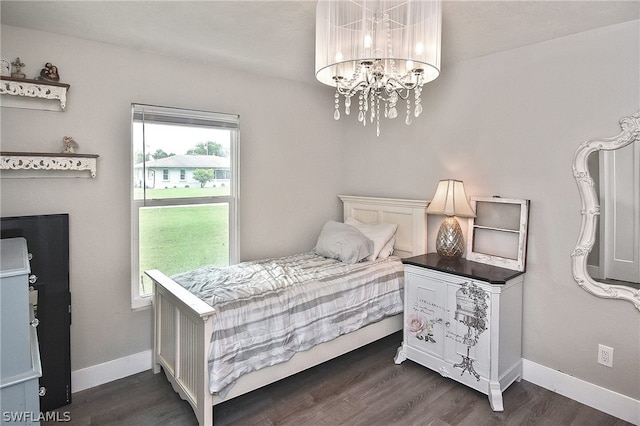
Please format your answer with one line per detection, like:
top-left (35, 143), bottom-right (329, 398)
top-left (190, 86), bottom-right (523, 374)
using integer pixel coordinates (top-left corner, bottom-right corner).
top-left (1, 214), bottom-right (72, 410)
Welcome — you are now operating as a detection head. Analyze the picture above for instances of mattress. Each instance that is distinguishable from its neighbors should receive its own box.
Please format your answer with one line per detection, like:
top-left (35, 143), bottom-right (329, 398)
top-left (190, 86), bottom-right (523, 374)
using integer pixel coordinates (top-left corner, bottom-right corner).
top-left (171, 252), bottom-right (404, 395)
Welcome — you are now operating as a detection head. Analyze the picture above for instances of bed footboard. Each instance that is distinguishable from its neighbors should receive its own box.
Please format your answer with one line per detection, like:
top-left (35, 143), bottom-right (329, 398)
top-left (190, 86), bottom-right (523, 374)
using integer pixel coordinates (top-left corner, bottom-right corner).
top-left (146, 269), bottom-right (215, 426)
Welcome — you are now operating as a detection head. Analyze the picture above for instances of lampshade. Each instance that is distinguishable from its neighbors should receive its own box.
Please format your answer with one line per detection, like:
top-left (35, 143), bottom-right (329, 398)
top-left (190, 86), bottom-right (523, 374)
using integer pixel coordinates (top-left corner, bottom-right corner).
top-left (315, 0), bottom-right (442, 136)
top-left (425, 179), bottom-right (475, 218)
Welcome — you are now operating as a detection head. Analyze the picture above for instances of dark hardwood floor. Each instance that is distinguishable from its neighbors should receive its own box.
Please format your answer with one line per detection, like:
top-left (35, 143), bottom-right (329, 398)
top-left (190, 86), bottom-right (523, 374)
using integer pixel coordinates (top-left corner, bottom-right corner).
top-left (45, 332), bottom-right (631, 426)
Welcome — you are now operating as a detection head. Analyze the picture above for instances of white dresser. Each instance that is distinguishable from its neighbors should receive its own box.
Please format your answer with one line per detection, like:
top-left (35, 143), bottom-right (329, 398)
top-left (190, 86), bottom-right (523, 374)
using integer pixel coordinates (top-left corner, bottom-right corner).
top-left (395, 253), bottom-right (524, 411)
top-left (1, 237), bottom-right (42, 425)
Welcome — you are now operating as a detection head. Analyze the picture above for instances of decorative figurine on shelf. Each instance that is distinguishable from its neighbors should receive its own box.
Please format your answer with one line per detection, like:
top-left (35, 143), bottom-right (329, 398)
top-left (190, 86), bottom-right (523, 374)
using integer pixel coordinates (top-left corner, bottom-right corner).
top-left (62, 136), bottom-right (78, 154)
top-left (11, 57), bottom-right (25, 79)
top-left (38, 62), bottom-right (60, 82)
top-left (0, 59), bottom-right (10, 76)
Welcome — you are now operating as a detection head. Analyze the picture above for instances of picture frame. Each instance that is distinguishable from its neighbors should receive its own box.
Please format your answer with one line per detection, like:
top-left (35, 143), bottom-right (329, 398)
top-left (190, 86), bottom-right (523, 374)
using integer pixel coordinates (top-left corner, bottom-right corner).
top-left (466, 196), bottom-right (530, 272)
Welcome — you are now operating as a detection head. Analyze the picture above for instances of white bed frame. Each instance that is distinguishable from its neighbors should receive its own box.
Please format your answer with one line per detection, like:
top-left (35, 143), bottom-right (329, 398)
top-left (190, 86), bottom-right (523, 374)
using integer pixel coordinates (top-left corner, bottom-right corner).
top-left (145, 195), bottom-right (428, 425)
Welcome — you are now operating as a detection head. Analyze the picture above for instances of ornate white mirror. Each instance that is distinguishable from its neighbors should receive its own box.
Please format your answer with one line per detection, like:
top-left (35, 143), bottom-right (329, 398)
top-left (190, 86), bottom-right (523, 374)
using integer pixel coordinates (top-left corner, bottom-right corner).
top-left (572, 111), bottom-right (640, 311)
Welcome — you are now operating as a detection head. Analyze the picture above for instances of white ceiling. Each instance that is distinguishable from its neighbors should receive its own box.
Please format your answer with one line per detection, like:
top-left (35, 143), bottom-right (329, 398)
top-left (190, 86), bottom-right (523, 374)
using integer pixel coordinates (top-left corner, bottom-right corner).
top-left (1, 1), bottom-right (638, 84)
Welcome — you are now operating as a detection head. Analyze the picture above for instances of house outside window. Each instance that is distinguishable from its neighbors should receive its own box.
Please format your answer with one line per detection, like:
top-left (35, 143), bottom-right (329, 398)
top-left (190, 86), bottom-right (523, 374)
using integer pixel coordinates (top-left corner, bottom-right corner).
top-left (131, 104), bottom-right (239, 308)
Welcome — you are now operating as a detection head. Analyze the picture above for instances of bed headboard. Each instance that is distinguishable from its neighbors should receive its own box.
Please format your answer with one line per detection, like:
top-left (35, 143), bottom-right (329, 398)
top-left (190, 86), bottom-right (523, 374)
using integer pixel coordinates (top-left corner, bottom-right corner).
top-left (339, 195), bottom-right (429, 259)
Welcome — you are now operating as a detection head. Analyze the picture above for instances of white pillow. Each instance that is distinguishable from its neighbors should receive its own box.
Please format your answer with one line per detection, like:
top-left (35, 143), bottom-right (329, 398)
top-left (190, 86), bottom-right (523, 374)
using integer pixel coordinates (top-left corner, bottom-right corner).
top-left (344, 217), bottom-right (398, 261)
top-left (313, 221), bottom-right (374, 264)
top-left (377, 237), bottom-right (395, 259)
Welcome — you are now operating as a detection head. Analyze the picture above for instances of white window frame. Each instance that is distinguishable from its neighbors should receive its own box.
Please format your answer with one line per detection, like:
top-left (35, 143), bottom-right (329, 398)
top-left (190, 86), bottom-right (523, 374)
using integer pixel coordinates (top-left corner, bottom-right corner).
top-left (130, 104), bottom-right (240, 309)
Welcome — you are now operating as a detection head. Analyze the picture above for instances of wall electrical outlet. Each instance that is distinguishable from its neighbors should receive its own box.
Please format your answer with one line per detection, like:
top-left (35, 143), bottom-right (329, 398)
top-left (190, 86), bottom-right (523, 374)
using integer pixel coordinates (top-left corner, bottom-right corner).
top-left (598, 344), bottom-right (614, 367)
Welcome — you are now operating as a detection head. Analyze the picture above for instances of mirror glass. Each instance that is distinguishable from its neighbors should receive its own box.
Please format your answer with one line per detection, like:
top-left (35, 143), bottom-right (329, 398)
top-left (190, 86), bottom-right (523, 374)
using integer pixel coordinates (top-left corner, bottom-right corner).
top-left (586, 147), bottom-right (640, 288)
top-left (572, 111), bottom-right (640, 311)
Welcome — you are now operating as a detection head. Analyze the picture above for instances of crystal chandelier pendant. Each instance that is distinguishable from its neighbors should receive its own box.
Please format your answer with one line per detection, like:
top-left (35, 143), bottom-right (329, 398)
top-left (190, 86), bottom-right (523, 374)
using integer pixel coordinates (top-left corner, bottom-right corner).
top-left (388, 91), bottom-right (398, 119)
top-left (316, 0), bottom-right (442, 135)
top-left (414, 86), bottom-right (423, 117)
top-left (370, 99), bottom-right (375, 123)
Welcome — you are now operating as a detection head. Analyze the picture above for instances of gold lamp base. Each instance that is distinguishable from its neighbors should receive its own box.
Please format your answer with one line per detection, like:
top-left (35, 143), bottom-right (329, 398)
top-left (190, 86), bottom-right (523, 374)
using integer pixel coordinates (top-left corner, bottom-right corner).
top-left (435, 216), bottom-right (465, 260)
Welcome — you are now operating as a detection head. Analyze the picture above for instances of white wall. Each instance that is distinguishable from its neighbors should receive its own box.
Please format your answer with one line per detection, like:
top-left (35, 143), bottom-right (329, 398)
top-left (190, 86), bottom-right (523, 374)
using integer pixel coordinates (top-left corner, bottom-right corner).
top-left (0, 25), bottom-right (344, 371)
top-left (343, 21), bottom-right (640, 400)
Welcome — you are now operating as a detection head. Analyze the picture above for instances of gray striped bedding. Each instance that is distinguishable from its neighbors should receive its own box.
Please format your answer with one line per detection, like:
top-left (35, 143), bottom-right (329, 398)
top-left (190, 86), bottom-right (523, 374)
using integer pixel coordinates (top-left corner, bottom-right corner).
top-left (171, 252), bottom-right (404, 396)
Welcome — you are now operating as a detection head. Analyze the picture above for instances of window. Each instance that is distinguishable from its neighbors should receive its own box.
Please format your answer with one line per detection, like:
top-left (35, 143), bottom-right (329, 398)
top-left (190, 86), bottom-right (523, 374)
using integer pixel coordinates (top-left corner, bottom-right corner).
top-left (131, 104), bottom-right (239, 308)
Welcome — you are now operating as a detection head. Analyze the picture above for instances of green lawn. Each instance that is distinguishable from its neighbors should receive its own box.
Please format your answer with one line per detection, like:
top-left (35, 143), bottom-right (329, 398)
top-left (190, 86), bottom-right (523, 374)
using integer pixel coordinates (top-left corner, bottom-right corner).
top-left (139, 202), bottom-right (229, 294)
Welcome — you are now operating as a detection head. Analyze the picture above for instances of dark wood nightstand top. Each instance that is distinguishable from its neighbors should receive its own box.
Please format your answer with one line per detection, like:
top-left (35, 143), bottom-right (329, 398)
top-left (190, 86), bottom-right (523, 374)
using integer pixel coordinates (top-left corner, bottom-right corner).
top-left (403, 253), bottom-right (524, 284)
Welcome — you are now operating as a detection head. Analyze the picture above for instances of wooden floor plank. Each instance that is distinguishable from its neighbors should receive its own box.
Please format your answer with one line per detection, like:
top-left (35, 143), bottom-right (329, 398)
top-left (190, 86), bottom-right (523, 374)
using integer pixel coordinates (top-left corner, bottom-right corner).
top-left (44, 332), bottom-right (632, 426)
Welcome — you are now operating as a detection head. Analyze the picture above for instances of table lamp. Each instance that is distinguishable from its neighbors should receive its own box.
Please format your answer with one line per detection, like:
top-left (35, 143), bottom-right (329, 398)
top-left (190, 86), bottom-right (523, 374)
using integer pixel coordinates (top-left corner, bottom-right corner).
top-left (426, 179), bottom-right (476, 260)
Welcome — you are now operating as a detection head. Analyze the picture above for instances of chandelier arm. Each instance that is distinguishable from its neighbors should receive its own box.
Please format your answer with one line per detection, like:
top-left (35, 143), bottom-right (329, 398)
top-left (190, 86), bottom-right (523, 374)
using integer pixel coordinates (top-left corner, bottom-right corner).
top-left (384, 85), bottom-right (411, 101)
top-left (336, 80), bottom-right (370, 98)
top-left (385, 77), bottom-right (420, 91)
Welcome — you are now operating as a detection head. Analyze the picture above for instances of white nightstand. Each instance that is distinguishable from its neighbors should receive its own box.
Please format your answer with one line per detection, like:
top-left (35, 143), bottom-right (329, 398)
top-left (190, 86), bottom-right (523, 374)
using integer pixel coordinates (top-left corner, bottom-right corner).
top-left (394, 253), bottom-right (524, 411)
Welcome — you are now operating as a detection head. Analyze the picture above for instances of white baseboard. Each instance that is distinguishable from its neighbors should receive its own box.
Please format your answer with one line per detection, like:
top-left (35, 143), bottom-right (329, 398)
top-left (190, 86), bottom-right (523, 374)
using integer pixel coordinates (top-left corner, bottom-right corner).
top-left (70, 353), bottom-right (639, 425)
top-left (522, 359), bottom-right (640, 425)
top-left (71, 350), bottom-right (152, 393)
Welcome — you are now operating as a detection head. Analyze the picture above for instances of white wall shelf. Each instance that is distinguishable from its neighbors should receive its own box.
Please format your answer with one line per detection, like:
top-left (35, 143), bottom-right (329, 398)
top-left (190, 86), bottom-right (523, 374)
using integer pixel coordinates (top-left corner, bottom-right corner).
top-left (0, 152), bottom-right (99, 178)
top-left (0, 76), bottom-right (70, 111)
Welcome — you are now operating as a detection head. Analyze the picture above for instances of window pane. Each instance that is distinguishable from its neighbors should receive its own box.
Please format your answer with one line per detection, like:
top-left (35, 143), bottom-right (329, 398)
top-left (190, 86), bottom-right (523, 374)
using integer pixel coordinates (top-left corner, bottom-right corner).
top-left (133, 121), bottom-right (232, 200)
top-left (138, 203), bottom-right (229, 295)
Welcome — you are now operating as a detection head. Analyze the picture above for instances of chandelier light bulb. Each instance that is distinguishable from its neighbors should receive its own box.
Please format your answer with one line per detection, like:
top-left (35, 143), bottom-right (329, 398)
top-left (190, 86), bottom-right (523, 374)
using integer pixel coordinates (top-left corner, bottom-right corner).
top-left (364, 34), bottom-right (373, 49)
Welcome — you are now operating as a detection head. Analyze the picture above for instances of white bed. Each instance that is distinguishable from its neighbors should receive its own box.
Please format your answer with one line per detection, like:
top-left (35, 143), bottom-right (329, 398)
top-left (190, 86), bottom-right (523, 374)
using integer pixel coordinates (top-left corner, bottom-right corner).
top-left (145, 195), bottom-right (428, 425)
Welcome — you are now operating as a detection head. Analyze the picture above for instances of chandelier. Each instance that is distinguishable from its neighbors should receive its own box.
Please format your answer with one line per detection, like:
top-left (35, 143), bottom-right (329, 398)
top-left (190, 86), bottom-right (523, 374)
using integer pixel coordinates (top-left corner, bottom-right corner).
top-left (315, 0), bottom-right (442, 136)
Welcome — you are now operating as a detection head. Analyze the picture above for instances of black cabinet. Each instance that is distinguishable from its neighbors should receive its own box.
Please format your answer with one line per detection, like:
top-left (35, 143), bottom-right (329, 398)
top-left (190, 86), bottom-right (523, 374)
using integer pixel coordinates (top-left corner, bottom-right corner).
top-left (1, 214), bottom-right (71, 410)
